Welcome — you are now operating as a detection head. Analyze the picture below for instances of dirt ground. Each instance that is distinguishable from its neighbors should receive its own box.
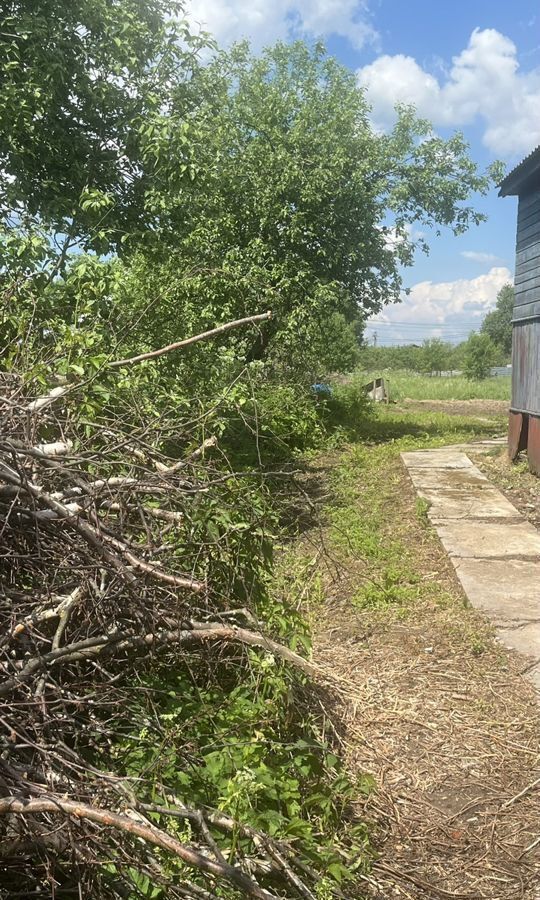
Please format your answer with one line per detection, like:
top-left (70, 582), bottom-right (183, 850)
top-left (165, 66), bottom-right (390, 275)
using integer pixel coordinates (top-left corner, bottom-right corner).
top-left (306, 419), bottom-right (540, 899)
top-left (402, 399), bottom-right (509, 418)
top-left (474, 448), bottom-right (540, 533)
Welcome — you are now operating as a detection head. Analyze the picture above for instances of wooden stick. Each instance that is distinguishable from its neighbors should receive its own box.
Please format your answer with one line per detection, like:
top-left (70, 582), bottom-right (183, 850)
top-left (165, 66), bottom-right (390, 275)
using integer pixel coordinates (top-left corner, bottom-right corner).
top-left (109, 311), bottom-right (272, 368)
top-left (0, 463), bottom-right (205, 592)
top-left (0, 797), bottom-right (277, 899)
top-left (0, 623), bottom-right (319, 697)
top-left (25, 386), bottom-right (68, 412)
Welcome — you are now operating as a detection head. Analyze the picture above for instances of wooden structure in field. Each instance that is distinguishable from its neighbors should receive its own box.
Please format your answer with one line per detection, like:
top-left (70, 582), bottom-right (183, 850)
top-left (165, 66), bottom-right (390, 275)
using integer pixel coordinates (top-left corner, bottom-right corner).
top-left (499, 145), bottom-right (540, 473)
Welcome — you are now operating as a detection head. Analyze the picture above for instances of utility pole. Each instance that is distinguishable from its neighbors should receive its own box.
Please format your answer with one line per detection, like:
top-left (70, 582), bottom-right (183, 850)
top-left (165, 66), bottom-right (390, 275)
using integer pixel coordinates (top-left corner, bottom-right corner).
top-left (373, 331), bottom-right (378, 347)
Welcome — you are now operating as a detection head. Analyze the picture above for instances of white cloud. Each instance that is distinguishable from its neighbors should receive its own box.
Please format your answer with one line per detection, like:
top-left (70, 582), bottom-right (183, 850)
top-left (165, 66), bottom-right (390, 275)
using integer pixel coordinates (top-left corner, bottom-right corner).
top-left (461, 250), bottom-right (503, 264)
top-left (381, 222), bottom-right (424, 250)
top-left (391, 266), bottom-right (512, 323)
top-left (366, 266), bottom-right (513, 343)
top-left (357, 28), bottom-right (540, 156)
top-left (187, 0), bottom-right (376, 50)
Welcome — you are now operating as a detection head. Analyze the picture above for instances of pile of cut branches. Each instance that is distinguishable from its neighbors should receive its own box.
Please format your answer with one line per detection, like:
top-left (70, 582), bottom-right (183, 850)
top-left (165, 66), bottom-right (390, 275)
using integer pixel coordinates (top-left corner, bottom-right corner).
top-left (0, 317), bottom-right (337, 900)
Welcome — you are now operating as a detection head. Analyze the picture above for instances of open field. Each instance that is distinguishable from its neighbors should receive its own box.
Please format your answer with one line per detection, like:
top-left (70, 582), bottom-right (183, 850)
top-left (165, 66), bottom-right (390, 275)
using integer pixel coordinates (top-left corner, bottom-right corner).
top-left (355, 369), bottom-right (512, 402)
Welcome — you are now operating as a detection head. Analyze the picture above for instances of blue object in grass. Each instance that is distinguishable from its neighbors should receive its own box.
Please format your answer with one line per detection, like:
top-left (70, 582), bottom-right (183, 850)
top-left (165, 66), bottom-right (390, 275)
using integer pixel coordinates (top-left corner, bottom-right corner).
top-left (311, 382), bottom-right (332, 397)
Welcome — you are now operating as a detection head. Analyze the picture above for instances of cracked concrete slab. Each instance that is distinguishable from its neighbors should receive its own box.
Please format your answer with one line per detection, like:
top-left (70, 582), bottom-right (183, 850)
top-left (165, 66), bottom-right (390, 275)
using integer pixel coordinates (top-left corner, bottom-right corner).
top-left (451, 559), bottom-right (540, 624)
top-left (401, 446), bottom-right (540, 690)
top-left (435, 519), bottom-right (540, 558)
top-left (408, 467), bottom-right (490, 489)
top-left (401, 450), bottom-right (474, 469)
top-left (422, 486), bottom-right (519, 521)
top-left (498, 623), bottom-right (540, 664)
top-left (525, 663), bottom-right (540, 690)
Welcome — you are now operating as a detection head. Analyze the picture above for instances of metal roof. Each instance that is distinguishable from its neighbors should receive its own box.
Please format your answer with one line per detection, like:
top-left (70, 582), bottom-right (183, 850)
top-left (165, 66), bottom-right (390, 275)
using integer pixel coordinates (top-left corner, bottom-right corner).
top-left (499, 144), bottom-right (540, 197)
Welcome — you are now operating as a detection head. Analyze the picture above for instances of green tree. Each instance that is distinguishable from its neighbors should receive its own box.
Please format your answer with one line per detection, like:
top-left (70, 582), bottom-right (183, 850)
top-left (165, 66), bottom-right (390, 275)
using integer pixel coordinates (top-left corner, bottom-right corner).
top-left (1, 33), bottom-right (499, 380)
top-left (420, 338), bottom-right (451, 375)
top-left (0, 0), bottom-right (207, 255)
top-left (118, 42), bottom-right (499, 374)
top-left (481, 283), bottom-right (514, 358)
top-left (357, 343), bottom-right (424, 372)
top-left (463, 332), bottom-right (498, 380)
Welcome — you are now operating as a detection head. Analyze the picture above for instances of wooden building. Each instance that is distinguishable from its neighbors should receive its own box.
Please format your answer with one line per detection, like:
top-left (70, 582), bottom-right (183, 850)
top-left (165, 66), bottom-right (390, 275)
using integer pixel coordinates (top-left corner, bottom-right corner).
top-left (499, 145), bottom-right (540, 472)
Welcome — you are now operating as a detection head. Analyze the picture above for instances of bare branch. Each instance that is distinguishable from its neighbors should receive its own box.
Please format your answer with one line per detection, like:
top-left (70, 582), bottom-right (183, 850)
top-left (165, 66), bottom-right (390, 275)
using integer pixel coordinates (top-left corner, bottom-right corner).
top-left (0, 463), bottom-right (205, 591)
top-left (0, 623), bottom-right (318, 697)
top-left (155, 436), bottom-right (218, 475)
top-left (109, 311), bottom-right (272, 368)
top-left (0, 797), bottom-right (277, 900)
top-left (25, 386), bottom-right (68, 412)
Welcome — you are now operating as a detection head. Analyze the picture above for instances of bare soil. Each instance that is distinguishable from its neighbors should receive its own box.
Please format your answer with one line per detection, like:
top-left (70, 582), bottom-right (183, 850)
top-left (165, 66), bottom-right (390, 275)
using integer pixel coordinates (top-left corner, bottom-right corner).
top-left (474, 449), bottom-right (540, 533)
top-left (306, 441), bottom-right (540, 899)
top-left (401, 399), bottom-right (509, 418)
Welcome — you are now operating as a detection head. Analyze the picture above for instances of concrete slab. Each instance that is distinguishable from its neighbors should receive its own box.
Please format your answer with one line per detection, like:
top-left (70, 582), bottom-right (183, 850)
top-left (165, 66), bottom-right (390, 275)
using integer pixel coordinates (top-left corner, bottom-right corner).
top-left (401, 450), bottom-right (474, 470)
top-left (525, 663), bottom-right (540, 690)
top-left (410, 466), bottom-right (519, 520)
top-left (427, 489), bottom-right (521, 521)
top-left (444, 439), bottom-right (506, 454)
top-left (408, 467), bottom-right (490, 490)
top-left (435, 520), bottom-right (540, 559)
top-left (401, 445), bottom-right (540, 692)
top-left (498, 622), bottom-right (540, 664)
top-left (451, 559), bottom-right (540, 623)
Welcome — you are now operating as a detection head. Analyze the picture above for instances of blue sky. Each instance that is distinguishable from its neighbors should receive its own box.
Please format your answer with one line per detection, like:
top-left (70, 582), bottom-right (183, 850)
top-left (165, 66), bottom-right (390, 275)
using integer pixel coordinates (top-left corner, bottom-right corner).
top-left (187, 0), bottom-right (540, 344)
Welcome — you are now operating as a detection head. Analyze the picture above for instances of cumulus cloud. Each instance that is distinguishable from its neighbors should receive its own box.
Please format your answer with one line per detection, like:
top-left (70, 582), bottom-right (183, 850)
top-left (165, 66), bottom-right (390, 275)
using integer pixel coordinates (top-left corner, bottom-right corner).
top-left (187, 0), bottom-right (376, 50)
top-left (381, 222), bottom-right (425, 251)
top-left (357, 28), bottom-right (540, 156)
top-left (461, 251), bottom-right (503, 264)
top-left (366, 266), bottom-right (513, 344)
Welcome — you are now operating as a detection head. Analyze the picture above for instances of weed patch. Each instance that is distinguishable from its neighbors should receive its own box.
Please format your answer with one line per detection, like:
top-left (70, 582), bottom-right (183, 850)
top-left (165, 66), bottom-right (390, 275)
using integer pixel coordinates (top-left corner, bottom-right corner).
top-left (320, 407), bottom-right (505, 617)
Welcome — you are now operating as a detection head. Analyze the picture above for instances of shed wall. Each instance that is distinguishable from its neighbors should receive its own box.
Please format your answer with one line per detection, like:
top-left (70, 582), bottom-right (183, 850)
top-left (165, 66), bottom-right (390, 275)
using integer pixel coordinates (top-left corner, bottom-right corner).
top-left (511, 189), bottom-right (540, 414)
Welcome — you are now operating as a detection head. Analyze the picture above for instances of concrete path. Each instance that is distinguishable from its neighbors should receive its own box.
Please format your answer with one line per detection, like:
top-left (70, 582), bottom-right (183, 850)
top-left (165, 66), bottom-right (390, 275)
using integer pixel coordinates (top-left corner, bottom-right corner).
top-left (401, 444), bottom-right (540, 689)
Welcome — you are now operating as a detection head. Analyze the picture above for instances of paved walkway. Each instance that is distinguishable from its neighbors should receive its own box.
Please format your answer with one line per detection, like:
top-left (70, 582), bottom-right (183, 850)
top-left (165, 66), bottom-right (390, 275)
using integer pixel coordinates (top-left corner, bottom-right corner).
top-left (402, 443), bottom-right (540, 689)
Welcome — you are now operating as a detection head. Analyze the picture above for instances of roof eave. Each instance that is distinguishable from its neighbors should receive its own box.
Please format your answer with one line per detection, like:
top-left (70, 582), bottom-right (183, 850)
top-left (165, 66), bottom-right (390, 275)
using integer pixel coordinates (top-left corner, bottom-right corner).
top-left (498, 146), bottom-right (540, 197)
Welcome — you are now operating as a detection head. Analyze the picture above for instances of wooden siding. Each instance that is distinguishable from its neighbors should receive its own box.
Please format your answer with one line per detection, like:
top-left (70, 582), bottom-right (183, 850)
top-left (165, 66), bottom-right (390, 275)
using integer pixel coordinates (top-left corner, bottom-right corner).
top-left (512, 322), bottom-right (540, 413)
top-left (514, 189), bottom-right (540, 314)
top-left (512, 189), bottom-right (540, 414)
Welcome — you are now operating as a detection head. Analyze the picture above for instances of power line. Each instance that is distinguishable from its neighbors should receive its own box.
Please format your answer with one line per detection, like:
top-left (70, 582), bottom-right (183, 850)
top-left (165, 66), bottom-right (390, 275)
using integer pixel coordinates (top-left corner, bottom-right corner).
top-left (365, 330), bottom-right (476, 337)
top-left (365, 320), bottom-right (484, 329)
top-left (371, 340), bottom-right (459, 346)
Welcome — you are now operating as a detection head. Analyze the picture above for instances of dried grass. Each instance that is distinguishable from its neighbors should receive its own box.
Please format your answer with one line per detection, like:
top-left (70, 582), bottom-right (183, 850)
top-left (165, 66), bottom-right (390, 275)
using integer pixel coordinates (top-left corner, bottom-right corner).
top-left (309, 446), bottom-right (540, 899)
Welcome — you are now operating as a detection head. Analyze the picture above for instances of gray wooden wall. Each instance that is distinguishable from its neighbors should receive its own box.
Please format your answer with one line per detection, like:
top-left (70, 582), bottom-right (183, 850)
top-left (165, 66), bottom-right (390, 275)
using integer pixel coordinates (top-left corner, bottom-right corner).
top-left (512, 187), bottom-right (540, 415)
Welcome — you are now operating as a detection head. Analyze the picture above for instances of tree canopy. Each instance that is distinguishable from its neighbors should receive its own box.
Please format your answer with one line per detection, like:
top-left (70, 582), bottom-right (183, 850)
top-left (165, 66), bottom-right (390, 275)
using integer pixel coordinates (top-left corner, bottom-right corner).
top-left (1, 19), bottom-right (500, 376)
top-left (481, 283), bottom-right (514, 359)
top-left (463, 332), bottom-right (499, 380)
top-left (122, 41), bottom-right (498, 369)
top-left (0, 0), bottom-right (206, 253)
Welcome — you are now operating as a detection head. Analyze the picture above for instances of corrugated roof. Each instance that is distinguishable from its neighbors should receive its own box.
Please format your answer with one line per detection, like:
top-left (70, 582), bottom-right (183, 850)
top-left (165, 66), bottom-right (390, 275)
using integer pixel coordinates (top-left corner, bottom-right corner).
top-left (499, 144), bottom-right (540, 197)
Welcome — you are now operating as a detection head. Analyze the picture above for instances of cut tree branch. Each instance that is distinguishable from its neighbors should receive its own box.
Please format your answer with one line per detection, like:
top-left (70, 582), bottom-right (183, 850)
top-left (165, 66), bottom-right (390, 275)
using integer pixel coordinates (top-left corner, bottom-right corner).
top-left (0, 623), bottom-right (319, 697)
top-left (0, 463), bottom-right (205, 591)
top-left (0, 797), bottom-right (277, 900)
top-left (109, 311), bottom-right (272, 368)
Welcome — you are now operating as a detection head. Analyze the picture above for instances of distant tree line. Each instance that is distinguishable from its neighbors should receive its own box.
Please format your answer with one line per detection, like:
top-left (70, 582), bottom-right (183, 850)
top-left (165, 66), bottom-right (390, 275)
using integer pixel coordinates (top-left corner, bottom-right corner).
top-left (358, 283), bottom-right (514, 379)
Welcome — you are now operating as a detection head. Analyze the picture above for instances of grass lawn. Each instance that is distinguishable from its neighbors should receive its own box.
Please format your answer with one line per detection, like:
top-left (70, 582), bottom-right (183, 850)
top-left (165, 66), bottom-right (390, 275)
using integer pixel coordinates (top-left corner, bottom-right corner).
top-left (354, 368), bottom-right (511, 402)
top-left (283, 404), bottom-right (540, 899)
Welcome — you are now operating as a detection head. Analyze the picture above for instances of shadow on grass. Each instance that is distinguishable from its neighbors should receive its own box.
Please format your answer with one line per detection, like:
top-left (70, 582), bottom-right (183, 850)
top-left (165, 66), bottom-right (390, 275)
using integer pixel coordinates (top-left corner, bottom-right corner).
top-left (264, 404), bottom-right (505, 538)
top-left (284, 406), bottom-right (506, 536)
top-left (336, 407), bottom-right (505, 446)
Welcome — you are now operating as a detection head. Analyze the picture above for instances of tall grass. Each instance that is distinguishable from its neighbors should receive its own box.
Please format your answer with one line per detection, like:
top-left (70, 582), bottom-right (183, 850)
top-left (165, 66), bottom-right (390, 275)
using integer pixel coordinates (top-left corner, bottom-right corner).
top-left (354, 369), bottom-right (511, 402)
